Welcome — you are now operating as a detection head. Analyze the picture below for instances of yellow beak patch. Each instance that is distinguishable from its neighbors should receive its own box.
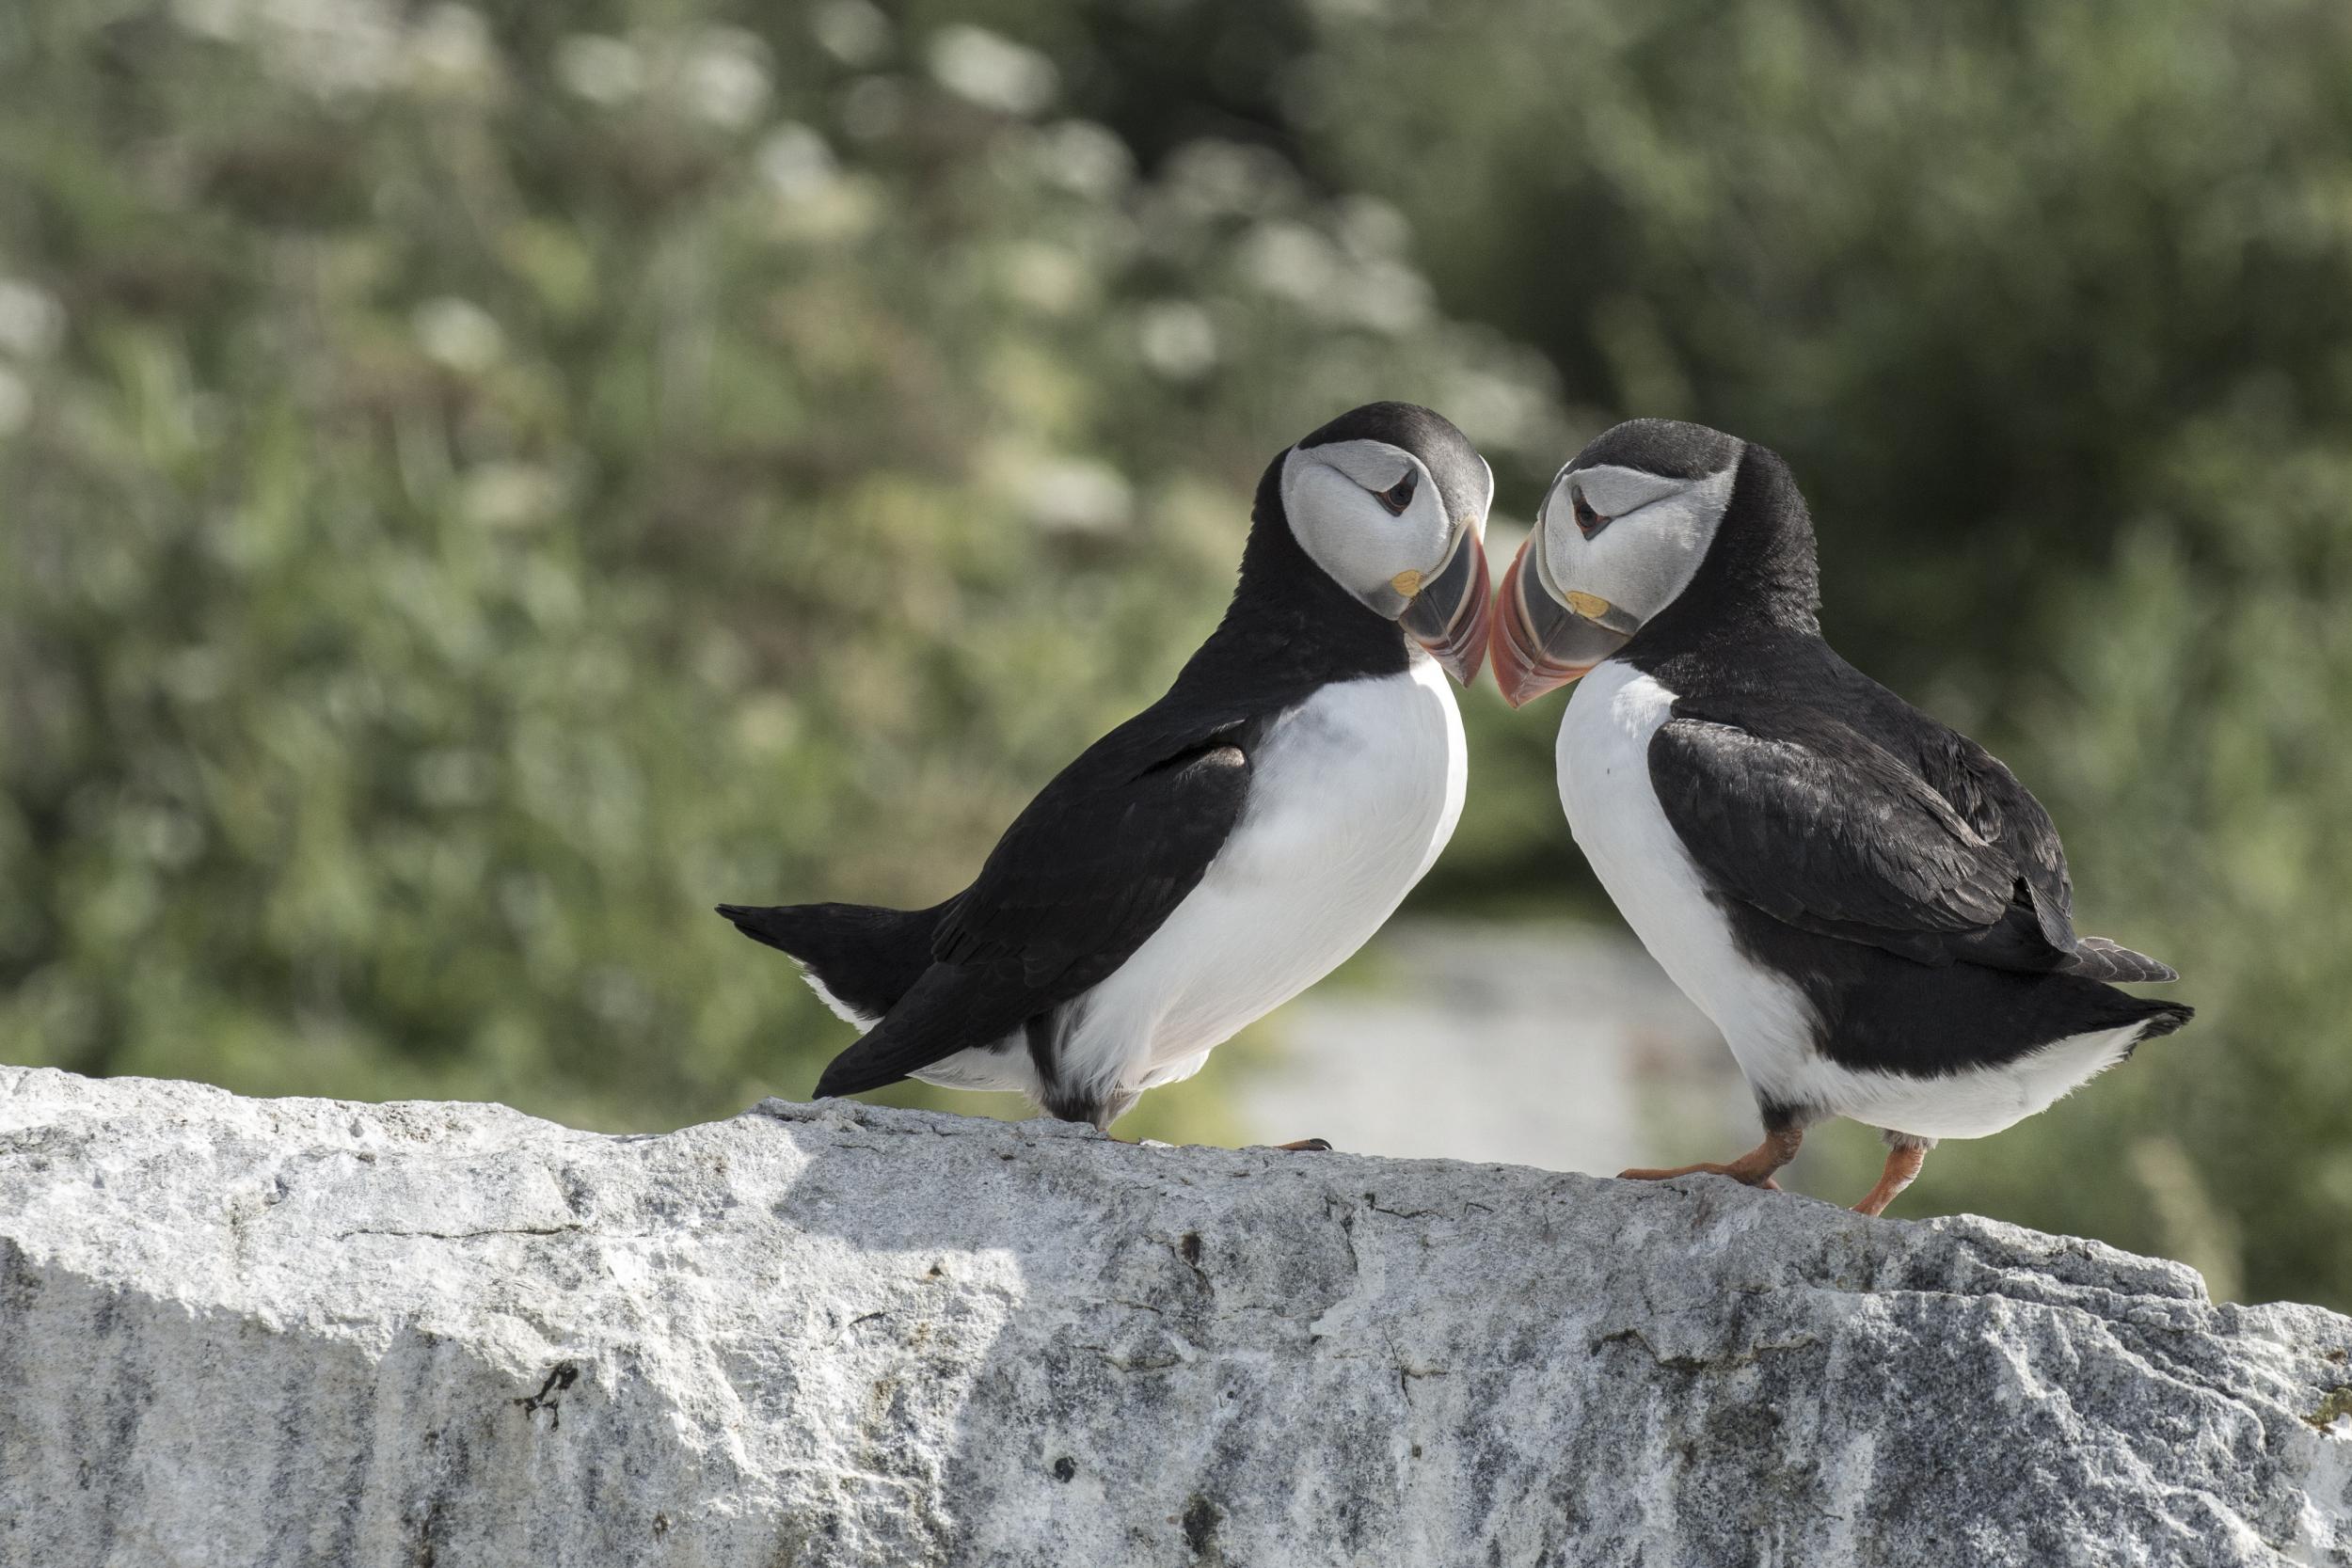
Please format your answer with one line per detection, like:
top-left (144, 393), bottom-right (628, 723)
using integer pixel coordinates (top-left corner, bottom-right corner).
top-left (1390, 569), bottom-right (1423, 596)
top-left (1565, 590), bottom-right (1613, 620)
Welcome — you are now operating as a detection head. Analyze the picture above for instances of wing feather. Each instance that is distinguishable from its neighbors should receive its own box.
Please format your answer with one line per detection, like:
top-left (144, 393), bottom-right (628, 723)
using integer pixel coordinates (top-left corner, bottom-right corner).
top-left (1649, 715), bottom-right (2074, 971)
top-left (815, 716), bottom-right (1263, 1095)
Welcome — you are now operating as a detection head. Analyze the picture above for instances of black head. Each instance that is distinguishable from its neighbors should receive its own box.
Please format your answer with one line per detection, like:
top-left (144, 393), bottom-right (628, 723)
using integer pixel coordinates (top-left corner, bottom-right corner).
top-left (1232, 401), bottom-right (1497, 684)
top-left (1565, 418), bottom-right (1743, 483)
top-left (1294, 401), bottom-right (1495, 546)
top-left (1492, 419), bottom-right (1820, 705)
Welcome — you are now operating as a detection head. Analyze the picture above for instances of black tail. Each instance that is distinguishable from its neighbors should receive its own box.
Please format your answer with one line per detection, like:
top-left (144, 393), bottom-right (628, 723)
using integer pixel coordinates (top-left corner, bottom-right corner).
top-left (715, 899), bottom-right (952, 1028)
top-left (2063, 936), bottom-right (2180, 985)
top-left (2130, 999), bottom-right (2196, 1042)
top-left (807, 963), bottom-right (1013, 1101)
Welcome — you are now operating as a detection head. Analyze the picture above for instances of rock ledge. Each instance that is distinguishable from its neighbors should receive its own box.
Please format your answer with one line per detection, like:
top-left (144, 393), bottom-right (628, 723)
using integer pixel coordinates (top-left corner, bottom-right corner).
top-left (2, 1066), bottom-right (2347, 1566)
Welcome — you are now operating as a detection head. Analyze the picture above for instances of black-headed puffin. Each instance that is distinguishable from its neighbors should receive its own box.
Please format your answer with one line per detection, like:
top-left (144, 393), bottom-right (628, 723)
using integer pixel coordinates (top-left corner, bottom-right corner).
top-left (724, 403), bottom-right (1494, 1138)
top-left (1492, 419), bottom-right (2189, 1214)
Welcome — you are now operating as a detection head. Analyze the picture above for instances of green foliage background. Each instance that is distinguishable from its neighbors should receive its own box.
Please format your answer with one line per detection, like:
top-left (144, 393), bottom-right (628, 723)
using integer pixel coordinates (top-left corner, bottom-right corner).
top-left (3, 0), bottom-right (2348, 1304)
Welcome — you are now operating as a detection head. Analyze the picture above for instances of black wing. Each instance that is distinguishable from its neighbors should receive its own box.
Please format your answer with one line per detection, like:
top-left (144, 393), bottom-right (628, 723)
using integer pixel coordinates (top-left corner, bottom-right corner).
top-left (1916, 734), bottom-right (2178, 977)
top-left (813, 711), bottom-right (1266, 1096)
top-left (1649, 714), bottom-right (2080, 972)
top-left (1907, 724), bottom-right (2076, 947)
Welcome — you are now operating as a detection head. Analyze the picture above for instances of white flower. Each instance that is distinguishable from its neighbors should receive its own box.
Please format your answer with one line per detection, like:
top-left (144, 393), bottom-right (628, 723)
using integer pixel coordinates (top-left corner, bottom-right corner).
top-left (0, 279), bottom-right (66, 359)
top-left (681, 29), bottom-right (771, 129)
top-left (733, 695), bottom-right (802, 753)
top-left (412, 297), bottom-right (505, 373)
top-left (1137, 303), bottom-right (1217, 381)
top-left (1160, 140), bottom-right (1297, 219)
top-left (173, 0), bottom-right (411, 94)
top-left (1342, 259), bottom-right (1433, 335)
top-left (405, 4), bottom-right (498, 97)
top-left (1023, 459), bottom-right (1133, 534)
top-left (769, 174), bottom-right (882, 245)
top-left (1031, 120), bottom-right (1132, 198)
top-left (927, 25), bottom-right (1057, 117)
top-left (1441, 364), bottom-right (1558, 453)
top-left (758, 124), bottom-right (839, 202)
top-left (813, 0), bottom-right (890, 67)
top-left (170, 0), bottom-right (246, 40)
top-left (1335, 195), bottom-right (1412, 261)
top-left (1001, 243), bottom-right (1090, 314)
top-left (253, 0), bottom-right (404, 97)
top-left (555, 34), bottom-right (642, 106)
top-left (1240, 221), bottom-right (1341, 305)
top-left (461, 463), bottom-right (564, 529)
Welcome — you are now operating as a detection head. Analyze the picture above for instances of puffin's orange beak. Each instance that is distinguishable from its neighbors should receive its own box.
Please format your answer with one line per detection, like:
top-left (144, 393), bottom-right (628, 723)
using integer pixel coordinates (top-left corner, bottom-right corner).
top-left (1398, 525), bottom-right (1492, 685)
top-left (1490, 532), bottom-right (1629, 706)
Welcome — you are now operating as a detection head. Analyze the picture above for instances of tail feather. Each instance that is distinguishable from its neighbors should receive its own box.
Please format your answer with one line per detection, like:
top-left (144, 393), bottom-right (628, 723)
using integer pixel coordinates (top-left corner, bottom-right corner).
top-left (715, 899), bottom-right (952, 1028)
top-left (2062, 935), bottom-right (2179, 984)
top-left (807, 955), bottom-right (1044, 1101)
top-left (806, 966), bottom-right (991, 1099)
top-left (813, 1055), bottom-right (892, 1100)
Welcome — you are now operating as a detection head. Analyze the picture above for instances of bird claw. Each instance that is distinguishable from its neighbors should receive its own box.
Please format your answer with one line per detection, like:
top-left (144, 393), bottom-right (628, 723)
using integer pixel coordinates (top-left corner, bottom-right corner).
top-left (1271, 1137), bottom-right (1333, 1153)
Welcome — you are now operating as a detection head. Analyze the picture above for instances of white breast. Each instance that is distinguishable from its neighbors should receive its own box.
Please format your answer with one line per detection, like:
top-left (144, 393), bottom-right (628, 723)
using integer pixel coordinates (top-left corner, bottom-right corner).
top-left (1556, 662), bottom-right (1823, 1108)
top-left (1557, 661), bottom-right (2153, 1142)
top-left (1807, 1024), bottom-right (2147, 1141)
top-left (1053, 657), bottom-right (1469, 1105)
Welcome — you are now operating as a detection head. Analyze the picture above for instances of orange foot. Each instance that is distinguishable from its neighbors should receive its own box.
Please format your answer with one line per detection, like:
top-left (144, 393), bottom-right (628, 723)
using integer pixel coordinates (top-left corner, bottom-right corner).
top-left (1618, 1161), bottom-right (1782, 1191)
top-left (1618, 1126), bottom-right (1804, 1191)
top-left (1852, 1138), bottom-right (1931, 1217)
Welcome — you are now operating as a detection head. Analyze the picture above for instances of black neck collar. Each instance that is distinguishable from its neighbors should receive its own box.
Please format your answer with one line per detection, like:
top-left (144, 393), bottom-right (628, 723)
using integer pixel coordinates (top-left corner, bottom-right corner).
top-left (1175, 454), bottom-right (1413, 695)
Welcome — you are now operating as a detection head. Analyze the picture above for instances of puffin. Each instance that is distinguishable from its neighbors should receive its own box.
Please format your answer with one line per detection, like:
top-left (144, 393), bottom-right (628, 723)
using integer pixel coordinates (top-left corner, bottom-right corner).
top-left (722, 403), bottom-right (1494, 1137)
top-left (1489, 419), bottom-right (2190, 1214)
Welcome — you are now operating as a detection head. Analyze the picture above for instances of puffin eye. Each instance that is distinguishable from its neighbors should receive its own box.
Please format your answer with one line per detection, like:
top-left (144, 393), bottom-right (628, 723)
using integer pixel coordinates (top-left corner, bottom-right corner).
top-left (1570, 483), bottom-right (1608, 536)
top-left (1375, 469), bottom-right (1418, 515)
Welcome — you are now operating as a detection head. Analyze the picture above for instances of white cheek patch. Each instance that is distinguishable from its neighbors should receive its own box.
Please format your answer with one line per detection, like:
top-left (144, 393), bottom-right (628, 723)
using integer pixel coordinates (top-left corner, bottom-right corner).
top-left (1539, 465), bottom-right (1735, 625)
top-left (1281, 442), bottom-right (1451, 607)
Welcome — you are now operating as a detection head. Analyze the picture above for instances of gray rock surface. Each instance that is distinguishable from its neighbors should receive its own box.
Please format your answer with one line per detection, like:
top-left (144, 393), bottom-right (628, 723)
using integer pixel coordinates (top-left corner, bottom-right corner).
top-left (2, 1065), bottom-right (2347, 1568)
